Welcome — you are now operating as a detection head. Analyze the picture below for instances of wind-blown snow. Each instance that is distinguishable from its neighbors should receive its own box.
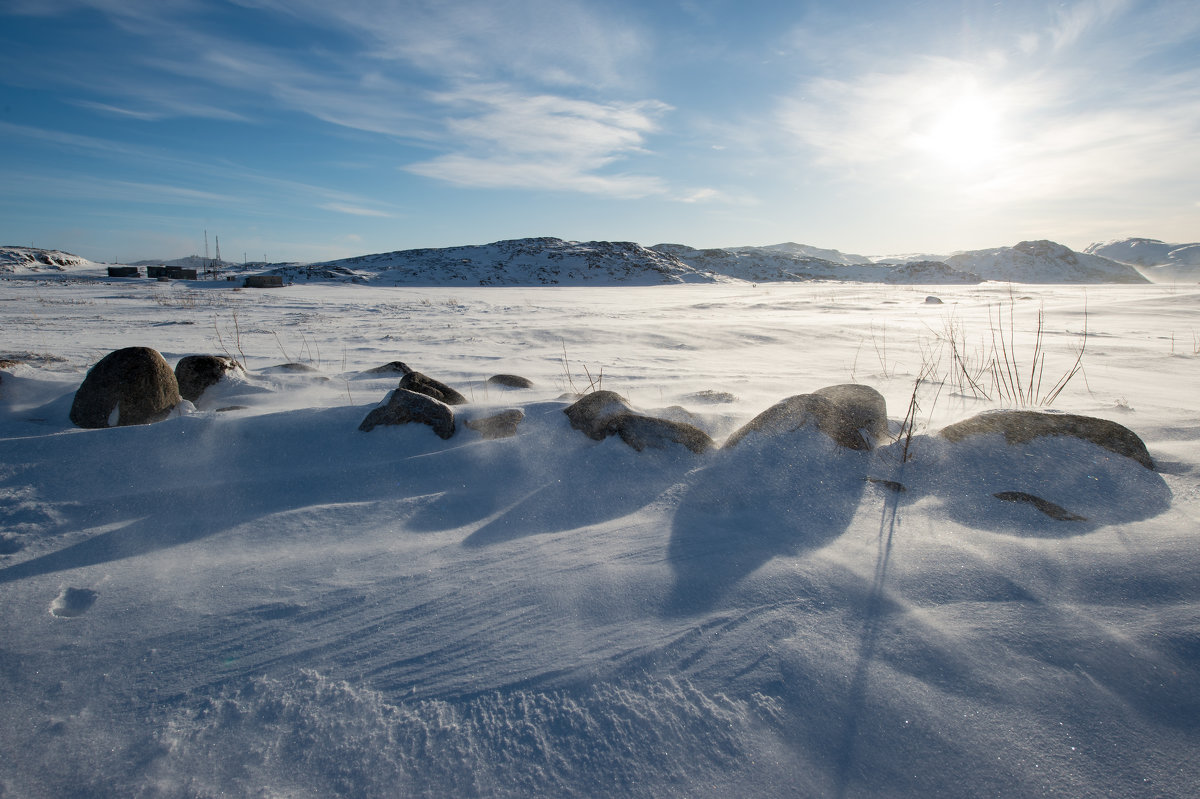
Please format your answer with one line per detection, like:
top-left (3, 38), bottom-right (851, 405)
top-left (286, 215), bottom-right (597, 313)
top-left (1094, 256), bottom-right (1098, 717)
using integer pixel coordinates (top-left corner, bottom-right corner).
top-left (1085, 237), bottom-right (1200, 283)
top-left (1, 271), bottom-right (1199, 798)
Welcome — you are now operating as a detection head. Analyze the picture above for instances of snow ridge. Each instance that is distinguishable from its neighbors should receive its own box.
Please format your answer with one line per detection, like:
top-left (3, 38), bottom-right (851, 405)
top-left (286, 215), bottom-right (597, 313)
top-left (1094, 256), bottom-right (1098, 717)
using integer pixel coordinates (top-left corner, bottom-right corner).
top-left (947, 240), bottom-right (1148, 283)
top-left (1084, 237), bottom-right (1200, 282)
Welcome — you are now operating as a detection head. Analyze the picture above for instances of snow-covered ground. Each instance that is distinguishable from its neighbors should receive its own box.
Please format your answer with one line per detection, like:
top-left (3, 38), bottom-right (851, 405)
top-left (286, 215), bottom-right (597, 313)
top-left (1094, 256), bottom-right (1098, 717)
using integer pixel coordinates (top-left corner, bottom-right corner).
top-left (2, 274), bottom-right (1199, 798)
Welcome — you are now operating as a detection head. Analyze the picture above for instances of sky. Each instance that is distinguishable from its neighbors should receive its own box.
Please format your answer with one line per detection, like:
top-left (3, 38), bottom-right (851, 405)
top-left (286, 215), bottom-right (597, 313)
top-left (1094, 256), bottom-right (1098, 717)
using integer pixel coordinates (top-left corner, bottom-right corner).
top-left (0, 0), bottom-right (1197, 264)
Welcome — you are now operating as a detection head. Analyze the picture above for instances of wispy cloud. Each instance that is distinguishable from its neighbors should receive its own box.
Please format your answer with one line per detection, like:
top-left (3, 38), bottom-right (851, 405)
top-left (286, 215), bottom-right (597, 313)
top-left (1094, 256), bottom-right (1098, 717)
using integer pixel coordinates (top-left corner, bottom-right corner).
top-left (319, 203), bottom-right (395, 218)
top-left (405, 88), bottom-right (671, 196)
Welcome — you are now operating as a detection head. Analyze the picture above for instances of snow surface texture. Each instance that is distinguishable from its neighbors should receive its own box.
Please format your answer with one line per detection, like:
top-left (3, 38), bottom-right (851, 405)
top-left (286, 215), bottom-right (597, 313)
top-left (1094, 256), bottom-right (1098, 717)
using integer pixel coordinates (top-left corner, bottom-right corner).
top-left (1, 274), bottom-right (1199, 798)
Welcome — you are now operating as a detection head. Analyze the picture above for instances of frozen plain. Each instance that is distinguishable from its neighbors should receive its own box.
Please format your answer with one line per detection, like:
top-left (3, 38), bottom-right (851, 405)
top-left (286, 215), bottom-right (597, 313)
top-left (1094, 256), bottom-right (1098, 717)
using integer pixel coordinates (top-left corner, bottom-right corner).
top-left (1, 275), bottom-right (1199, 798)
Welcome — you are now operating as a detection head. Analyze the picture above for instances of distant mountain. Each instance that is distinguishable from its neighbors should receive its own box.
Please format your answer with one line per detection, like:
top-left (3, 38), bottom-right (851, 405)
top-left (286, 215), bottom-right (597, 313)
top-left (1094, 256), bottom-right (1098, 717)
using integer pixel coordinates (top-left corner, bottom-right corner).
top-left (754, 242), bottom-right (871, 265)
top-left (653, 243), bottom-right (981, 284)
top-left (286, 238), bottom-right (716, 286)
top-left (0, 246), bottom-right (93, 273)
top-left (1084, 238), bottom-right (1200, 282)
top-left (946, 240), bottom-right (1148, 283)
top-left (130, 255), bottom-right (237, 270)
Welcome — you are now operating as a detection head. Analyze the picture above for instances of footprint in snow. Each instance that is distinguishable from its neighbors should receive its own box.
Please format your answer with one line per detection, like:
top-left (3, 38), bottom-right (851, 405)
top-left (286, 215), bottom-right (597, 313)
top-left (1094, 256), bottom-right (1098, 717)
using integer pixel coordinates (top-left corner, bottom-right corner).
top-left (50, 587), bottom-right (98, 618)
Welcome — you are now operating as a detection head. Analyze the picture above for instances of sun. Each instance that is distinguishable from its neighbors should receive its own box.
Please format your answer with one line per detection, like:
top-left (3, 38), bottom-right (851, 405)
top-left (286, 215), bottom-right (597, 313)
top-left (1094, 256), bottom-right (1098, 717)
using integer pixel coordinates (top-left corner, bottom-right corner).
top-left (910, 91), bottom-right (1006, 173)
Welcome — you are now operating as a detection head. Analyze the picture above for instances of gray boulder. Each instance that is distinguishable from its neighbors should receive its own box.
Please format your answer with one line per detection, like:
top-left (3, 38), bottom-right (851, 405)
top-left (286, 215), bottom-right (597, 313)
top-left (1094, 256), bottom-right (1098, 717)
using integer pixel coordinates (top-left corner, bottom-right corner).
top-left (614, 415), bottom-right (714, 454)
top-left (939, 410), bottom-right (1153, 469)
top-left (464, 409), bottom-right (525, 439)
top-left (361, 361), bottom-right (412, 375)
top-left (174, 355), bottom-right (244, 402)
top-left (399, 371), bottom-right (468, 406)
top-left (358, 388), bottom-right (456, 439)
top-left (487, 374), bottom-right (535, 389)
top-left (70, 347), bottom-right (180, 428)
top-left (813, 383), bottom-right (888, 444)
top-left (725, 392), bottom-right (877, 451)
top-left (563, 390), bottom-right (713, 453)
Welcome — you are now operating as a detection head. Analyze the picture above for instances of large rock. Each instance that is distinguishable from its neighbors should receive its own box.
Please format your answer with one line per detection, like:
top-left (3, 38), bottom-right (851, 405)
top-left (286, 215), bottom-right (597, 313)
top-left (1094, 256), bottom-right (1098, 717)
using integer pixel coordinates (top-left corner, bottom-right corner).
top-left (358, 388), bottom-right (456, 439)
top-left (725, 391), bottom-right (879, 450)
top-left (70, 347), bottom-right (180, 428)
top-left (563, 390), bottom-right (713, 453)
top-left (813, 383), bottom-right (888, 444)
top-left (174, 355), bottom-right (244, 402)
top-left (399, 371), bottom-right (468, 405)
top-left (939, 410), bottom-right (1153, 469)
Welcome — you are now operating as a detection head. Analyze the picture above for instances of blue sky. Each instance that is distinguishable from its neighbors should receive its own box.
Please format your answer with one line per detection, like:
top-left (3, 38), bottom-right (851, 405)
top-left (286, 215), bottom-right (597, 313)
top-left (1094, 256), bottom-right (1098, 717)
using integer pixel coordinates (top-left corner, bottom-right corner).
top-left (1, 0), bottom-right (1197, 263)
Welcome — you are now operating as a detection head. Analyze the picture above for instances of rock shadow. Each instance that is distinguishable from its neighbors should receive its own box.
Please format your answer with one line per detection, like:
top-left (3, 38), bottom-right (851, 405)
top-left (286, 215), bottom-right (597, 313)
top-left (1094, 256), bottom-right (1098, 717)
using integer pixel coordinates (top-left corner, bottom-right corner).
top-left (665, 429), bottom-right (867, 615)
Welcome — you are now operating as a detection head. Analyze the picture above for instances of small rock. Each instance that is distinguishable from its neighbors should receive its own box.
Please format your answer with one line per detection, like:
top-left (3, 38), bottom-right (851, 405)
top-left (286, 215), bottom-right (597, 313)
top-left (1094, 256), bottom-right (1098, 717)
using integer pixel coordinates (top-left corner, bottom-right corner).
top-left (813, 383), bottom-right (889, 444)
top-left (563, 390), bottom-right (634, 440)
top-left (362, 361), bottom-right (412, 375)
top-left (993, 491), bottom-right (1087, 521)
top-left (724, 393), bottom-right (872, 450)
top-left (925, 295), bottom-right (944, 304)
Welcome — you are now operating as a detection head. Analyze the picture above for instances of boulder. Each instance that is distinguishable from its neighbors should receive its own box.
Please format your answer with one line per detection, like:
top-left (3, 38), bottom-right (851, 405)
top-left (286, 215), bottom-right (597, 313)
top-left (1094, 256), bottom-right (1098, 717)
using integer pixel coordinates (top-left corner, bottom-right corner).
top-left (563, 390), bottom-right (635, 440)
top-left (174, 355), bottom-right (244, 402)
top-left (487, 374), bottom-right (535, 389)
top-left (812, 383), bottom-right (889, 444)
top-left (70, 347), bottom-right (180, 428)
top-left (724, 393), bottom-right (875, 450)
top-left (358, 388), bottom-right (455, 439)
top-left (614, 415), bottom-right (714, 454)
top-left (464, 409), bottom-right (525, 439)
top-left (361, 361), bottom-right (412, 375)
top-left (399, 371), bottom-right (468, 405)
top-left (563, 390), bottom-right (713, 453)
top-left (939, 410), bottom-right (1153, 469)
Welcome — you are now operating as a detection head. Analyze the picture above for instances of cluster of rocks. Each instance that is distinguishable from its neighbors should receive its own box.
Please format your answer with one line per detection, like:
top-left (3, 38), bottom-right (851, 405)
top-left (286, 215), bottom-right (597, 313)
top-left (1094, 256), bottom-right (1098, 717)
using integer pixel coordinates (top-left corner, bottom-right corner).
top-left (68, 348), bottom-right (245, 428)
top-left (65, 347), bottom-right (1156, 522)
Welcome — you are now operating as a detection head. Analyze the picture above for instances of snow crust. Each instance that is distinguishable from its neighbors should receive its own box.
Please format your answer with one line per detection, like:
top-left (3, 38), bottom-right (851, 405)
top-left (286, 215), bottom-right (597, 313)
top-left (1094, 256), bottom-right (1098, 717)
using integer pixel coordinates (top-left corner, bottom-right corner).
top-left (1, 273), bottom-right (1199, 798)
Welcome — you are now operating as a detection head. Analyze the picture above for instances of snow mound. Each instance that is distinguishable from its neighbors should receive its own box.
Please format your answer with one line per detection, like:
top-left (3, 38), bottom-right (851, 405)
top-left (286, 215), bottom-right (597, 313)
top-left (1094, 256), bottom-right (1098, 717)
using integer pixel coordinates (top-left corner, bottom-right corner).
top-left (287, 238), bottom-right (715, 286)
top-left (947, 240), bottom-right (1148, 283)
top-left (0, 246), bottom-right (94, 274)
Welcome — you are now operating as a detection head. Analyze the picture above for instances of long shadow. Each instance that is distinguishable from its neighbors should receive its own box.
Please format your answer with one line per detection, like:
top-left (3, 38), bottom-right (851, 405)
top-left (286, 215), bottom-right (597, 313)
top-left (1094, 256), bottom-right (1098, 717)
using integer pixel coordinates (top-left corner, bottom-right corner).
top-left (664, 430), bottom-right (867, 615)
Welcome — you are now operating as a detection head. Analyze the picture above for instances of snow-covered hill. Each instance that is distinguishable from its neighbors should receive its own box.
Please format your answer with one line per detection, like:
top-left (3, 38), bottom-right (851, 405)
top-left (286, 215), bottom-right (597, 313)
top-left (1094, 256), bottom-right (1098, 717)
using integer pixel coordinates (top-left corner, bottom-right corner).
top-left (0, 246), bottom-right (94, 274)
top-left (947, 240), bottom-right (1148, 283)
top-left (1084, 238), bottom-right (1200, 283)
top-left (289, 238), bottom-right (716, 286)
top-left (654, 244), bottom-right (982, 284)
top-left (755, 241), bottom-right (871, 265)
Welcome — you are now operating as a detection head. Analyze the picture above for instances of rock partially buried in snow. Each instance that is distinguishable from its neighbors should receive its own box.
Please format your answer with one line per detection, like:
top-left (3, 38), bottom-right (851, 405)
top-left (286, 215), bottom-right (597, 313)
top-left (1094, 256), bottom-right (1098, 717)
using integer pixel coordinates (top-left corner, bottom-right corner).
top-left (487, 374), bottom-right (535, 389)
top-left (174, 355), bottom-right (245, 402)
top-left (361, 360), bottom-right (412, 375)
top-left (563, 390), bottom-right (714, 453)
top-left (359, 388), bottom-right (456, 439)
top-left (614, 414), bottom-right (714, 454)
top-left (725, 384), bottom-right (887, 450)
top-left (813, 383), bottom-right (888, 445)
top-left (563, 390), bottom-right (635, 441)
top-left (69, 346), bottom-right (181, 428)
top-left (464, 409), bottom-right (525, 439)
top-left (399, 370), bottom-right (468, 406)
top-left (939, 410), bottom-right (1154, 469)
top-left (925, 295), bottom-right (944, 304)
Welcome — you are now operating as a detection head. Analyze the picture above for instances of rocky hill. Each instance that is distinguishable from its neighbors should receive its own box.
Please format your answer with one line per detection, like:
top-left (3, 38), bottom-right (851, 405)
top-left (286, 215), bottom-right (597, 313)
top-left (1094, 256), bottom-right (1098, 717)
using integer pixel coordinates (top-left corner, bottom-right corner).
top-left (1084, 238), bottom-right (1200, 283)
top-left (286, 238), bottom-right (715, 286)
top-left (654, 244), bottom-right (982, 284)
top-left (0, 246), bottom-right (94, 274)
top-left (946, 240), bottom-right (1147, 283)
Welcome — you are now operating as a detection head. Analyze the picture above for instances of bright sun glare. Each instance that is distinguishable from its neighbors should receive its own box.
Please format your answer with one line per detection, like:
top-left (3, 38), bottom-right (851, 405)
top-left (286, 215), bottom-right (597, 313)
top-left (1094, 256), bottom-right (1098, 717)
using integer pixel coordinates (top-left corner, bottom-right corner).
top-left (911, 92), bottom-right (1006, 173)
